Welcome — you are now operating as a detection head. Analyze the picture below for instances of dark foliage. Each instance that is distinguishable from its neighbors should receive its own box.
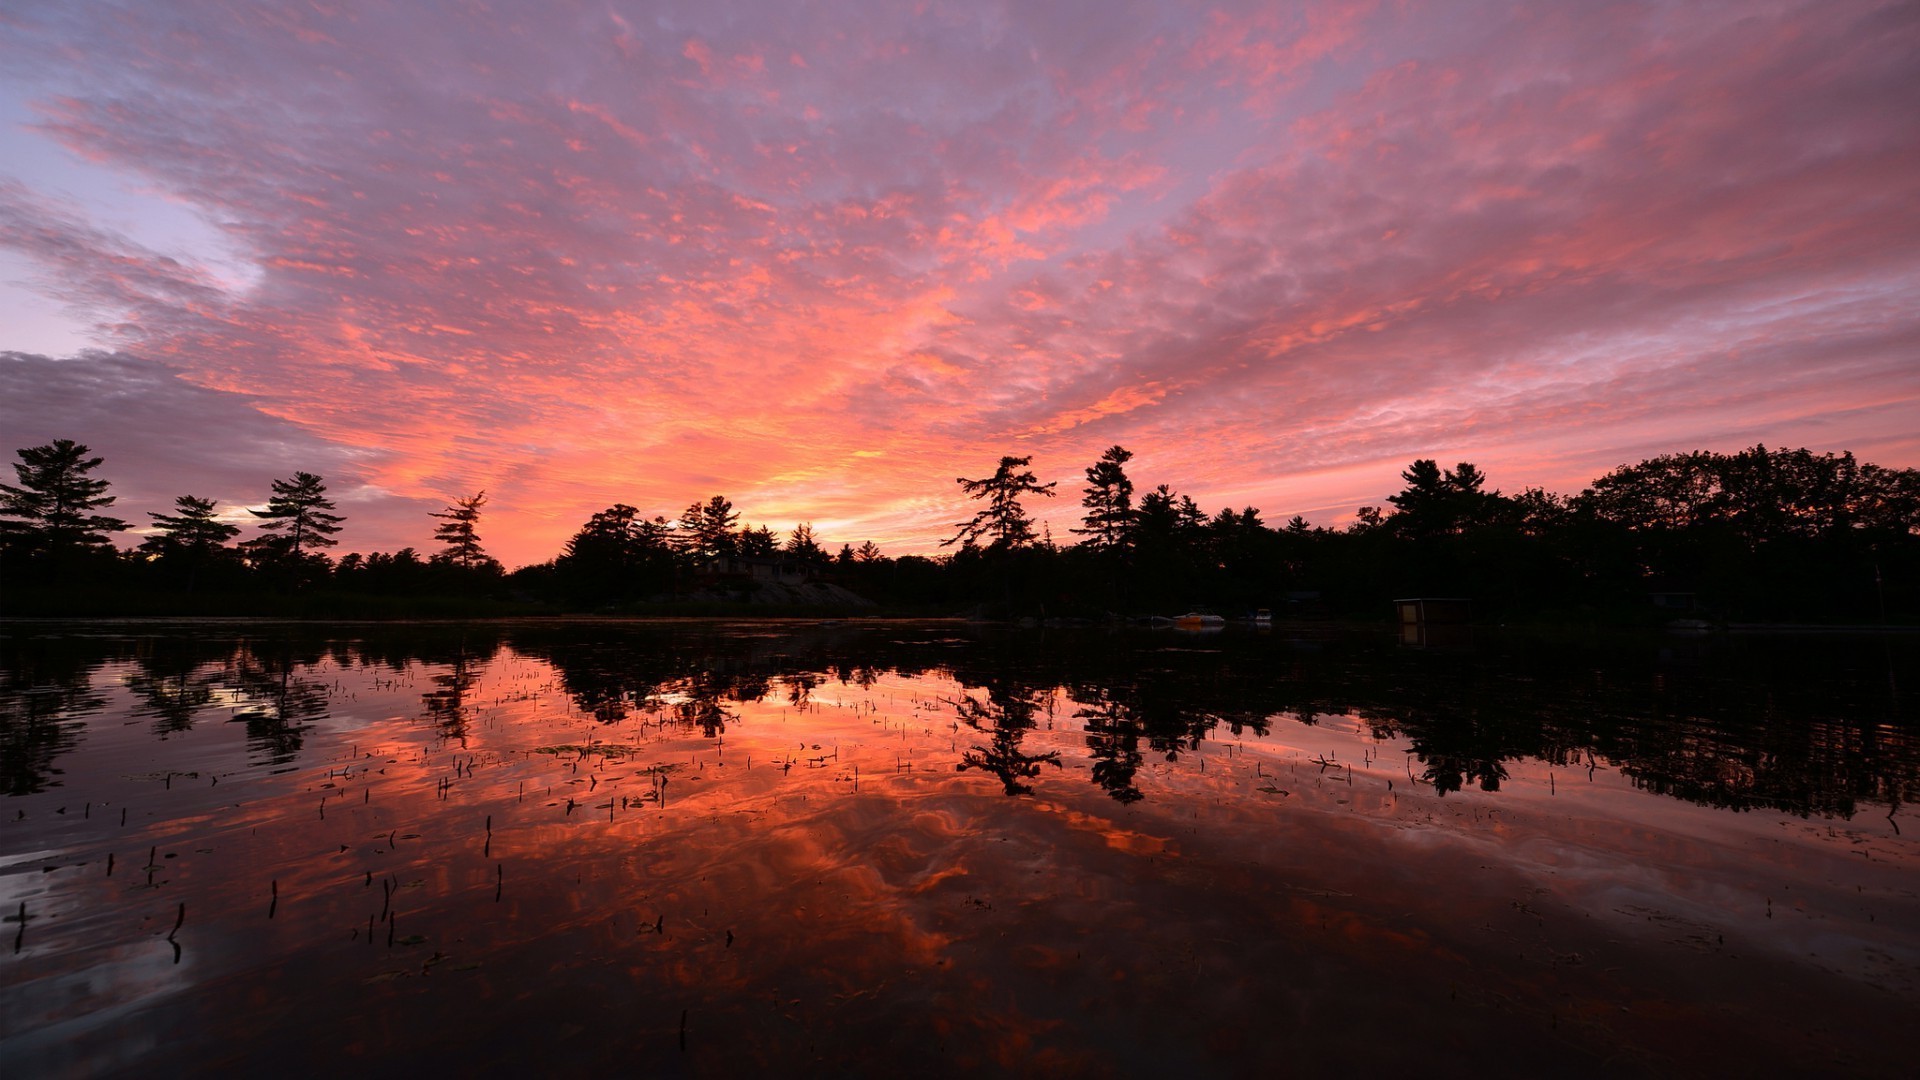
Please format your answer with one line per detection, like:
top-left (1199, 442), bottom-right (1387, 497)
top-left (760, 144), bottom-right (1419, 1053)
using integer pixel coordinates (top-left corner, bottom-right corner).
top-left (1, 439), bottom-right (1915, 622)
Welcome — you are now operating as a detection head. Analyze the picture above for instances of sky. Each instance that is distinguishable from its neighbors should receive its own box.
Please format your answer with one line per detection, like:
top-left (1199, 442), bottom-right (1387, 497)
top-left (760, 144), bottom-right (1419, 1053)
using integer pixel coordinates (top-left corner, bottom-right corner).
top-left (1, 0), bottom-right (1916, 567)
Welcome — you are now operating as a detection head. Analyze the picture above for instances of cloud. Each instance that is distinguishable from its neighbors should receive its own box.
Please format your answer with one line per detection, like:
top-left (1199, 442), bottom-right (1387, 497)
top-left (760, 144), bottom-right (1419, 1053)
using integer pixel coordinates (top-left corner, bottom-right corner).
top-left (0, 350), bottom-right (434, 548)
top-left (0, 0), bottom-right (1914, 562)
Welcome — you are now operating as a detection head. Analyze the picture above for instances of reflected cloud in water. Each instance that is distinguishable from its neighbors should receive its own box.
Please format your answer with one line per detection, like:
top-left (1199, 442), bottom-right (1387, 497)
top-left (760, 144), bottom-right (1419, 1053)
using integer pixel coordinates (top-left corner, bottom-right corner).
top-left (0, 620), bottom-right (1916, 1074)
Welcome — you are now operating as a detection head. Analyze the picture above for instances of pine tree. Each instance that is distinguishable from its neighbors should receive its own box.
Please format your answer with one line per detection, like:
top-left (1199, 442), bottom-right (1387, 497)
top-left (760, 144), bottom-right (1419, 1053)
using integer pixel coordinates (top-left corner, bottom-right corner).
top-left (145, 496), bottom-right (240, 553)
top-left (786, 523), bottom-right (826, 564)
top-left (142, 495), bottom-right (241, 593)
top-left (0, 439), bottom-right (128, 570)
top-left (249, 472), bottom-right (344, 559)
top-left (1073, 445), bottom-right (1135, 550)
top-left (431, 491), bottom-right (489, 569)
top-left (944, 456), bottom-right (1056, 551)
top-left (739, 524), bottom-right (779, 557)
top-left (1388, 459), bottom-right (1496, 536)
top-left (676, 496), bottom-right (740, 561)
top-left (557, 504), bottom-right (674, 600)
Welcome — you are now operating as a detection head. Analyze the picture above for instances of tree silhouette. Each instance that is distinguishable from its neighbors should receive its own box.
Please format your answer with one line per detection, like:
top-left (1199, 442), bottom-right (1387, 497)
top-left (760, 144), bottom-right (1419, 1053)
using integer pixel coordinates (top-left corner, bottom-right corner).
top-left (786, 523), bottom-right (827, 565)
top-left (677, 495), bottom-right (740, 561)
top-left (944, 455), bottom-right (1056, 551)
top-left (142, 495), bottom-right (241, 593)
top-left (952, 685), bottom-right (1062, 795)
top-left (0, 439), bottom-right (128, 573)
top-left (431, 491), bottom-right (489, 569)
top-left (145, 496), bottom-right (239, 554)
top-left (739, 524), bottom-right (779, 557)
top-left (1388, 459), bottom-right (1497, 537)
top-left (557, 503), bottom-right (675, 601)
top-left (249, 472), bottom-right (344, 559)
top-left (1079, 697), bottom-right (1146, 803)
top-left (1073, 445), bottom-right (1135, 550)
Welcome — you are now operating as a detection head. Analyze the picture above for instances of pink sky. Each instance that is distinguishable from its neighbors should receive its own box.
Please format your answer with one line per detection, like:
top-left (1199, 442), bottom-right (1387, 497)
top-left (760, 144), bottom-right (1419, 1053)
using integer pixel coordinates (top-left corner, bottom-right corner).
top-left (2, 0), bottom-right (1916, 567)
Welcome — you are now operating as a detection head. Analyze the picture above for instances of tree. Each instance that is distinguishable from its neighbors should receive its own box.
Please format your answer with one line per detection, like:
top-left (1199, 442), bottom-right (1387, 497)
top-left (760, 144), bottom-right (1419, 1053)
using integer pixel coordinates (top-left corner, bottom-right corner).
top-left (1387, 459), bottom-right (1497, 537)
top-left (944, 455), bottom-right (1056, 551)
top-left (431, 491), bottom-right (489, 569)
top-left (1508, 488), bottom-right (1570, 537)
top-left (0, 439), bottom-right (128, 568)
top-left (739, 524), bottom-right (779, 557)
top-left (1175, 494), bottom-right (1207, 535)
top-left (142, 495), bottom-right (241, 592)
top-left (1134, 485), bottom-right (1179, 543)
top-left (676, 496), bottom-right (740, 561)
top-left (1073, 445), bottom-right (1135, 551)
top-left (786, 523), bottom-right (827, 564)
top-left (249, 472), bottom-right (344, 560)
top-left (556, 504), bottom-right (674, 601)
top-left (144, 496), bottom-right (239, 555)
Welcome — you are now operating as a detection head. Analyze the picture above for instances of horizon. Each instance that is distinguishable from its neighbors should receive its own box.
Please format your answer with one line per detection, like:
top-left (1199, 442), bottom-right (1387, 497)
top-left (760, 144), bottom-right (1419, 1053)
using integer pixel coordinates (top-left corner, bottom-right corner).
top-left (3, 1), bottom-right (1917, 566)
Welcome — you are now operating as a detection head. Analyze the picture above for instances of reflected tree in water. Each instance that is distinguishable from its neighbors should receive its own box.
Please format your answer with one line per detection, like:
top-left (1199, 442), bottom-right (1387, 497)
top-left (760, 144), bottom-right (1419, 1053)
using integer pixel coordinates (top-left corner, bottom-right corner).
top-left (221, 642), bottom-right (330, 765)
top-left (1077, 696), bottom-right (1144, 804)
top-left (831, 660), bottom-right (882, 690)
top-left (1129, 680), bottom-right (1217, 763)
top-left (784, 672), bottom-right (818, 708)
top-left (0, 639), bottom-right (104, 794)
top-left (953, 683), bottom-right (1061, 796)
top-left (422, 647), bottom-right (485, 744)
top-left (532, 641), bottom-right (668, 724)
top-left (12, 618), bottom-right (1896, 821)
top-left (661, 672), bottom-right (744, 738)
top-left (127, 638), bottom-right (225, 736)
top-left (1366, 705), bottom-right (1515, 796)
top-left (670, 692), bottom-right (730, 738)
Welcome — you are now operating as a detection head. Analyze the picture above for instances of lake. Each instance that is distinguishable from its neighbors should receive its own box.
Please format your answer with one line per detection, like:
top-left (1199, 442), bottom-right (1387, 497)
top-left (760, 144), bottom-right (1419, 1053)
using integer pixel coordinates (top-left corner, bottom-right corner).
top-left (2, 619), bottom-right (1915, 1076)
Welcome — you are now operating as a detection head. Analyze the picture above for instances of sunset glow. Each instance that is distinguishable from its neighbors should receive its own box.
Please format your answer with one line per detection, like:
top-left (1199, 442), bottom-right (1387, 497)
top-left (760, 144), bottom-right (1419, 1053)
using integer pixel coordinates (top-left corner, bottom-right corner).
top-left (2, 1), bottom-right (1916, 566)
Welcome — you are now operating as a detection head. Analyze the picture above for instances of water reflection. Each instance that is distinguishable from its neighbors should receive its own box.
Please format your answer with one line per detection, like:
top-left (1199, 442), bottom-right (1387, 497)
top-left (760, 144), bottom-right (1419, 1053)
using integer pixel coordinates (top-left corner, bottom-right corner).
top-left (127, 636), bottom-right (219, 737)
top-left (0, 620), bottom-right (1916, 1075)
top-left (0, 634), bottom-right (105, 795)
top-left (1078, 696), bottom-right (1145, 803)
top-left (222, 641), bottom-right (332, 765)
top-left (952, 683), bottom-right (1061, 796)
top-left (0, 621), bottom-right (1914, 818)
top-left (422, 645), bottom-right (485, 743)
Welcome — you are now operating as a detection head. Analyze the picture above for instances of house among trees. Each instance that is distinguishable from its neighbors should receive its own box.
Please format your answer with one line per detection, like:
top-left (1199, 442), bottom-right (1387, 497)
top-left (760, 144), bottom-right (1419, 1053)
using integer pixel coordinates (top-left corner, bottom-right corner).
top-left (1395, 597), bottom-right (1473, 648)
top-left (1395, 597), bottom-right (1473, 625)
top-left (700, 553), bottom-right (814, 586)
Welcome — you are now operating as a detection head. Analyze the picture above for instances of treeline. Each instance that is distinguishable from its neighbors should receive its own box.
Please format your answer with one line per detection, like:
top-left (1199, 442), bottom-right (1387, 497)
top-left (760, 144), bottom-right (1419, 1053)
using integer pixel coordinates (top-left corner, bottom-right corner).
top-left (892, 444), bottom-right (1920, 622)
top-left (8, 621), bottom-right (1912, 815)
top-left (1, 438), bottom-right (1916, 622)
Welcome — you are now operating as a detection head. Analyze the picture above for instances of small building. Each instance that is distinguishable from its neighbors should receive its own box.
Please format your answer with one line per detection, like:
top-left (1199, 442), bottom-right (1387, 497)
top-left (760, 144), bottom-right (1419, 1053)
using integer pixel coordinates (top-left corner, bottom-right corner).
top-left (702, 555), bottom-right (813, 585)
top-left (1394, 597), bottom-right (1473, 649)
top-left (1394, 597), bottom-right (1472, 625)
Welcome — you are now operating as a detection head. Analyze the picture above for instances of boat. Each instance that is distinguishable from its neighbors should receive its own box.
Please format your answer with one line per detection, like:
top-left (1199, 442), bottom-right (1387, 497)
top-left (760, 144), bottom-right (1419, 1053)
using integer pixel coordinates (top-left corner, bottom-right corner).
top-left (1173, 612), bottom-right (1225, 629)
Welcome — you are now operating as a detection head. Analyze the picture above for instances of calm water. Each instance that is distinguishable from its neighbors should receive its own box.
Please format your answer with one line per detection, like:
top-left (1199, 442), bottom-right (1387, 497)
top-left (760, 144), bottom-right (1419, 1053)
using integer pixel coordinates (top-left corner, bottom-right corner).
top-left (1, 619), bottom-right (1915, 1077)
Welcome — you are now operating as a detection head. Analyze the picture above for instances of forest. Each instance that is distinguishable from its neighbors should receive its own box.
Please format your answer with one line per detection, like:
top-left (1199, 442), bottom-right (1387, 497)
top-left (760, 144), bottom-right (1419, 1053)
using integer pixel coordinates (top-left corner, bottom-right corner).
top-left (1, 438), bottom-right (1916, 623)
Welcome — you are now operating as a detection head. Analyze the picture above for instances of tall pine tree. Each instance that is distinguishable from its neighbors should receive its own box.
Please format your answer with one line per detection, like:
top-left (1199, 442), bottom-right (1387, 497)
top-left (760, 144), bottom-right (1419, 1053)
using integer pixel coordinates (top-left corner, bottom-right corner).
top-left (249, 472), bottom-right (344, 560)
top-left (1073, 445), bottom-right (1135, 551)
top-left (0, 439), bottom-right (128, 574)
top-left (431, 491), bottom-right (489, 569)
top-left (944, 456), bottom-right (1056, 551)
